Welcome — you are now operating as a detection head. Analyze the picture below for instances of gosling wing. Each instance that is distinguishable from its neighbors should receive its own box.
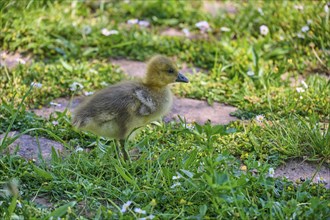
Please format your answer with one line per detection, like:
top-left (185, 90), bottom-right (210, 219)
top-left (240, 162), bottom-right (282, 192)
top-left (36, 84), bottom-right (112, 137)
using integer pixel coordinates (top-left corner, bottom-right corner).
top-left (133, 88), bottom-right (157, 116)
top-left (72, 82), bottom-right (138, 128)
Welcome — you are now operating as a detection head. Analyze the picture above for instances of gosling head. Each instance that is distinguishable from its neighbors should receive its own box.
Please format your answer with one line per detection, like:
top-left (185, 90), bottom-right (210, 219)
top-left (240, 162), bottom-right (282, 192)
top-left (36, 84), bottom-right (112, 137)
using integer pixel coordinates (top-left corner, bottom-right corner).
top-left (144, 55), bottom-right (189, 88)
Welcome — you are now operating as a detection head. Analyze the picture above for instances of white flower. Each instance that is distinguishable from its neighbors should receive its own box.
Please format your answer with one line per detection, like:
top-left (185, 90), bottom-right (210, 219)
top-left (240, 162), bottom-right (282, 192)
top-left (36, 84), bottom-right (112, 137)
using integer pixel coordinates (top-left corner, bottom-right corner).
top-left (148, 214), bottom-right (155, 219)
top-left (16, 200), bottom-right (22, 208)
top-left (100, 81), bottom-right (108, 86)
top-left (296, 87), bottom-right (305, 93)
top-left (172, 174), bottom-right (182, 180)
top-left (70, 82), bottom-right (84, 91)
top-left (316, 176), bottom-right (327, 184)
top-left (82, 25), bottom-right (92, 35)
top-left (268, 167), bottom-right (275, 177)
top-left (1, 52), bottom-right (7, 60)
top-left (297, 33), bottom-right (305, 39)
top-left (127, 19), bottom-right (139, 25)
top-left (138, 214), bottom-right (155, 220)
top-left (52, 121), bottom-right (59, 126)
top-left (89, 68), bottom-right (98, 74)
top-left (260, 25), bottom-right (269, 36)
top-left (134, 208), bottom-right (147, 214)
top-left (307, 19), bottom-right (313, 24)
top-left (16, 58), bottom-right (26, 65)
top-left (84, 91), bottom-right (94, 96)
top-left (301, 80), bottom-right (308, 89)
top-left (294, 5), bottom-right (304, 10)
top-left (182, 28), bottom-right (190, 36)
top-left (247, 70), bottom-right (255, 76)
top-left (220, 27), bottom-right (231, 32)
top-left (50, 102), bottom-right (62, 107)
top-left (301, 26), bottom-right (309, 33)
top-left (30, 82), bottom-right (42, 88)
top-left (170, 182), bottom-right (181, 188)
top-left (255, 115), bottom-right (265, 123)
top-left (195, 21), bottom-right (210, 32)
top-left (325, 3), bottom-right (330, 13)
top-left (257, 8), bottom-right (264, 16)
top-left (121, 201), bottom-right (132, 213)
top-left (187, 124), bottom-right (195, 130)
top-left (101, 28), bottom-right (119, 36)
top-left (75, 147), bottom-right (84, 152)
top-left (138, 20), bottom-right (150, 27)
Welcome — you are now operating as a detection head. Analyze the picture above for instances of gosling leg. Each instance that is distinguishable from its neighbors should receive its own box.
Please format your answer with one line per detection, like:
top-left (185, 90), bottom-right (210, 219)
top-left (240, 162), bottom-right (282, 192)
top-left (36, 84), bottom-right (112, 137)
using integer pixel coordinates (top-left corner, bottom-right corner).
top-left (114, 140), bottom-right (121, 158)
top-left (119, 139), bottom-right (129, 161)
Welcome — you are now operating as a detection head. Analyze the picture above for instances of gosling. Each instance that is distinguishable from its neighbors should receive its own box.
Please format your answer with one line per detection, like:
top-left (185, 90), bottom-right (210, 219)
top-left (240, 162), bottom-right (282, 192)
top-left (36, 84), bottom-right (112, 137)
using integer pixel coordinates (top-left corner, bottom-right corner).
top-left (72, 55), bottom-right (189, 160)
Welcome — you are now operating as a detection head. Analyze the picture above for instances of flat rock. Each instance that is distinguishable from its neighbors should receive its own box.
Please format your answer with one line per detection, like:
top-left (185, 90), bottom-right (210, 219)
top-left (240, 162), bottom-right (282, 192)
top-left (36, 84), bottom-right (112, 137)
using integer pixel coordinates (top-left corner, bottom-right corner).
top-left (275, 159), bottom-right (330, 189)
top-left (0, 131), bottom-right (64, 162)
top-left (280, 72), bottom-right (306, 87)
top-left (110, 59), bottom-right (146, 78)
top-left (160, 28), bottom-right (185, 37)
top-left (165, 98), bottom-right (237, 125)
top-left (203, 1), bottom-right (237, 16)
top-left (33, 97), bottom-right (83, 118)
top-left (180, 62), bottom-right (206, 75)
top-left (33, 196), bottom-right (54, 208)
top-left (0, 51), bottom-right (31, 69)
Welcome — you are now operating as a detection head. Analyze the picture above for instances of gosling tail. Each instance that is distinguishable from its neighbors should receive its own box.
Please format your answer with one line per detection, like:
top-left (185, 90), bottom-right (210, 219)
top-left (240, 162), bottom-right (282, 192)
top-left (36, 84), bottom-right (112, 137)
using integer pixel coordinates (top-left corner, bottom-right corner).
top-left (72, 115), bottom-right (86, 128)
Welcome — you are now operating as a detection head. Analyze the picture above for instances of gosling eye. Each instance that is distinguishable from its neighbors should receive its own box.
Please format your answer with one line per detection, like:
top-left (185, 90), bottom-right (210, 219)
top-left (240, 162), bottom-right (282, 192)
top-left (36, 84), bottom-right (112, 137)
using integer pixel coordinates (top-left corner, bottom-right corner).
top-left (167, 69), bottom-right (175, 74)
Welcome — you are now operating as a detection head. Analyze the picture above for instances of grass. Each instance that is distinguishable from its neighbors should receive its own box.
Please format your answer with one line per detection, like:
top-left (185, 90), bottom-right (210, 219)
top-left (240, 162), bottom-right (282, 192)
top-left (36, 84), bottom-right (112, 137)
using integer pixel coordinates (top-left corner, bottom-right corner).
top-left (0, 0), bottom-right (329, 219)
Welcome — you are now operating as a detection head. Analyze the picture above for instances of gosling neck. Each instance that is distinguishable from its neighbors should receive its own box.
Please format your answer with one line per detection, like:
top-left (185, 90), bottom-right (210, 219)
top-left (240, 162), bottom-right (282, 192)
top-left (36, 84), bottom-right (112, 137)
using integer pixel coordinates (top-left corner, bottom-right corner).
top-left (142, 79), bottom-right (169, 91)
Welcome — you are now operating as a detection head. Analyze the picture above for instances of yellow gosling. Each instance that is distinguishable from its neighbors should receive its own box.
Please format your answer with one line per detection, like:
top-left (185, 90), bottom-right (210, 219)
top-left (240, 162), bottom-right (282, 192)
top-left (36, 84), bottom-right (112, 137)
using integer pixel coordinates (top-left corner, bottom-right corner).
top-left (72, 55), bottom-right (189, 160)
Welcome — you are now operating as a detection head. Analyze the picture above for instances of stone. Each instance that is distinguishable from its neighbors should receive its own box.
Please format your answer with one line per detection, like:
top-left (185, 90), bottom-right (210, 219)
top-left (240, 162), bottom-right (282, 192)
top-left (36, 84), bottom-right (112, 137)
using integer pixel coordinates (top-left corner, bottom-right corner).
top-left (33, 97), bottom-right (83, 118)
top-left (33, 197), bottom-right (54, 208)
top-left (275, 159), bottom-right (330, 189)
top-left (180, 62), bottom-right (206, 75)
top-left (0, 131), bottom-right (64, 162)
top-left (280, 72), bottom-right (306, 87)
top-left (203, 1), bottom-right (237, 16)
top-left (160, 28), bottom-right (185, 37)
top-left (110, 59), bottom-right (146, 78)
top-left (32, 96), bottom-right (85, 118)
top-left (165, 98), bottom-right (237, 125)
top-left (0, 51), bottom-right (31, 69)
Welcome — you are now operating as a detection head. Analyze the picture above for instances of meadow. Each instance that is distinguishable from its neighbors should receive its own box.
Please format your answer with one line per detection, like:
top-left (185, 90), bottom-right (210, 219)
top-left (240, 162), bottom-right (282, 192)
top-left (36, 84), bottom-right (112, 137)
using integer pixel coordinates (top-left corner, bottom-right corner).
top-left (0, 0), bottom-right (329, 219)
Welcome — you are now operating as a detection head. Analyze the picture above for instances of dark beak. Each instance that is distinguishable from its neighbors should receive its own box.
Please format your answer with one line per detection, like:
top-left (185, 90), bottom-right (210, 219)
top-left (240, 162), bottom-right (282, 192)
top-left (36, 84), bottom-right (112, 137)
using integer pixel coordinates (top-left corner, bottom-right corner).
top-left (176, 72), bottom-right (189, 83)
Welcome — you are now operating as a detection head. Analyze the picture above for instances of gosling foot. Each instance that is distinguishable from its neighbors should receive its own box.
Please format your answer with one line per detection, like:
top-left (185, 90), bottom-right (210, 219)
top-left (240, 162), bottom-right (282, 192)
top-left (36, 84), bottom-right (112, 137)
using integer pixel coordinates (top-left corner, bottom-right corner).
top-left (129, 147), bottom-right (141, 161)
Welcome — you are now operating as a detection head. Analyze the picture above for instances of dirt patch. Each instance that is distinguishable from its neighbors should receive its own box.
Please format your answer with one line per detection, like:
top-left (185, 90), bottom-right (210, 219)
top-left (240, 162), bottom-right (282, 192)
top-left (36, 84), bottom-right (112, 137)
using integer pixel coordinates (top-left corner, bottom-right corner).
top-left (203, 1), bottom-right (237, 16)
top-left (275, 159), bottom-right (330, 189)
top-left (165, 98), bottom-right (237, 125)
top-left (0, 131), bottom-right (64, 162)
top-left (0, 51), bottom-right (31, 69)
